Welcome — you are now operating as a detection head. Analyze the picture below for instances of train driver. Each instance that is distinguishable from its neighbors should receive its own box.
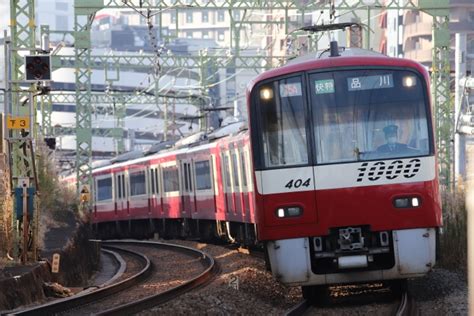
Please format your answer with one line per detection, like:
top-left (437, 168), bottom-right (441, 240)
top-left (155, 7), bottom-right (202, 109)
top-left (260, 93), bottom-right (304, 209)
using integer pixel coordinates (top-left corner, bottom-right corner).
top-left (377, 124), bottom-right (410, 153)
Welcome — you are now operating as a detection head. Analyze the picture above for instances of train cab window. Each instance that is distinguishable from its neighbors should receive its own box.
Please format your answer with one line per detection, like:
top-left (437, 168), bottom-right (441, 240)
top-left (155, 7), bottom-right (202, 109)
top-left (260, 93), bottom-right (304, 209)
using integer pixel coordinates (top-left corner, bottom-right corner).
top-left (256, 76), bottom-right (309, 168)
top-left (310, 69), bottom-right (431, 164)
top-left (163, 166), bottom-right (180, 192)
top-left (97, 177), bottom-right (112, 201)
top-left (195, 160), bottom-right (212, 190)
top-left (130, 170), bottom-right (146, 196)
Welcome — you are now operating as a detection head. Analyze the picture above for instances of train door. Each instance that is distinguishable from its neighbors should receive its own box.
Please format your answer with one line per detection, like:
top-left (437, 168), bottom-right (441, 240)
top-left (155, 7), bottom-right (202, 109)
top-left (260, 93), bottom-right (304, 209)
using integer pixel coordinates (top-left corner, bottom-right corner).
top-left (161, 162), bottom-right (180, 218)
top-left (222, 151), bottom-right (235, 214)
top-left (240, 149), bottom-right (251, 219)
top-left (181, 160), bottom-right (196, 215)
top-left (124, 171), bottom-right (130, 216)
top-left (231, 150), bottom-right (243, 217)
top-left (115, 172), bottom-right (127, 216)
top-left (149, 165), bottom-right (162, 217)
top-left (211, 154), bottom-right (221, 217)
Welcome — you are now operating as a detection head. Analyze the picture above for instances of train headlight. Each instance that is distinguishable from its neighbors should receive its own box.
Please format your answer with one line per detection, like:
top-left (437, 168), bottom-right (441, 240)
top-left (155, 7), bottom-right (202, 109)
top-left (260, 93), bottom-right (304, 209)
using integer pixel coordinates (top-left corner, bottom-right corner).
top-left (393, 197), bottom-right (421, 208)
top-left (260, 87), bottom-right (273, 100)
top-left (276, 206), bottom-right (303, 218)
top-left (402, 76), bottom-right (417, 87)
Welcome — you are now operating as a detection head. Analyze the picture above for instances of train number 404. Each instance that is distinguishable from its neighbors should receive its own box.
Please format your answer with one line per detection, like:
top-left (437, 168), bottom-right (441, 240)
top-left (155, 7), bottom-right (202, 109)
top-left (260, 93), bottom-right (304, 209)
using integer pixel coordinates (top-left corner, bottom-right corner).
top-left (285, 178), bottom-right (311, 189)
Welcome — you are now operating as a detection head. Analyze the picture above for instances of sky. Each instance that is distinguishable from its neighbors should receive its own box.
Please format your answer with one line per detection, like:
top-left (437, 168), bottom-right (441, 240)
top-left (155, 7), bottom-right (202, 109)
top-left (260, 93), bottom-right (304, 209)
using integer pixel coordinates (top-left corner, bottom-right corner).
top-left (0, 2), bottom-right (9, 35)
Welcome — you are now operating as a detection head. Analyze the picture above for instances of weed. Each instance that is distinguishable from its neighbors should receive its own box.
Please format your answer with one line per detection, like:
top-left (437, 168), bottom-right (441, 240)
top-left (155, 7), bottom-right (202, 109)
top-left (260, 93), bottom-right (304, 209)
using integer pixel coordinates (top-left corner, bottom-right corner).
top-left (438, 189), bottom-right (467, 272)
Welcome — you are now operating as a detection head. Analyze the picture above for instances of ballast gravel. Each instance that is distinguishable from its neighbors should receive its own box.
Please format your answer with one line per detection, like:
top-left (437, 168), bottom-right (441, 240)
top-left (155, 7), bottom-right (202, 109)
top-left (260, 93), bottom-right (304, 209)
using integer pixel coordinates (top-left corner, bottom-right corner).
top-left (137, 240), bottom-right (467, 315)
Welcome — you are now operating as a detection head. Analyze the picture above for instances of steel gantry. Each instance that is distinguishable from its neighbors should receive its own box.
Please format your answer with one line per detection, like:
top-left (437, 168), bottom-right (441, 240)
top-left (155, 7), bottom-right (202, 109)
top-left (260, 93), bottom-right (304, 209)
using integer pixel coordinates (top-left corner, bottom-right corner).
top-left (9, 0), bottom-right (36, 184)
top-left (70, 0), bottom-right (452, 192)
top-left (39, 26), bottom-right (53, 138)
top-left (8, 0), bottom-right (40, 263)
top-left (73, 1), bottom-right (94, 196)
top-left (419, 0), bottom-right (453, 189)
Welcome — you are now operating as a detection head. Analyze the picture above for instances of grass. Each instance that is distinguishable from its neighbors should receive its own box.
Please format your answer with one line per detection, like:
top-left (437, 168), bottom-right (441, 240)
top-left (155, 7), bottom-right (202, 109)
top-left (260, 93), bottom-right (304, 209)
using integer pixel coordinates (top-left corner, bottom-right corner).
top-left (438, 189), bottom-right (467, 272)
top-left (0, 144), bottom-right (79, 262)
top-left (36, 145), bottom-right (79, 248)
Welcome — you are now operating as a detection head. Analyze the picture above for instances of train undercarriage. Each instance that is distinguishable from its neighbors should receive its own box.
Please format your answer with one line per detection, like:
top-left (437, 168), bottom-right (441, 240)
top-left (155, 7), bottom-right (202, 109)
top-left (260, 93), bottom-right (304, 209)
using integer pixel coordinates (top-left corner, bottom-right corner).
top-left (94, 218), bottom-right (258, 246)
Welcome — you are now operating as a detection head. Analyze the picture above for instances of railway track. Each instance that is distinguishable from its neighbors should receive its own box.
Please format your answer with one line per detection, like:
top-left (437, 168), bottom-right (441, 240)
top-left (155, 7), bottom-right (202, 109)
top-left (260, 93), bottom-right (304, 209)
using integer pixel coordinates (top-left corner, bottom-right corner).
top-left (7, 240), bottom-right (217, 315)
top-left (285, 282), bottom-right (415, 316)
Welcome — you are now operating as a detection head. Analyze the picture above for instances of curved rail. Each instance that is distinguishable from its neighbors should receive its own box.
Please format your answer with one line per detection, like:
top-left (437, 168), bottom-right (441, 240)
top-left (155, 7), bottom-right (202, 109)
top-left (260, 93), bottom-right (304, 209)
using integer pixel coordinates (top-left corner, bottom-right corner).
top-left (96, 240), bottom-right (218, 315)
top-left (284, 299), bottom-right (310, 316)
top-left (395, 290), bottom-right (413, 316)
top-left (7, 240), bottom-right (217, 316)
top-left (8, 245), bottom-right (151, 316)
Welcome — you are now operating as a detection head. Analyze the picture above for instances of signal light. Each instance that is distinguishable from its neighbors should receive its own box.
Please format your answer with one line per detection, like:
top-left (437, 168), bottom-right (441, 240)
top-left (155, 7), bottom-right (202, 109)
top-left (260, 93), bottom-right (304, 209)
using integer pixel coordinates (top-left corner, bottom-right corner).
top-left (25, 55), bottom-right (51, 81)
top-left (44, 137), bottom-right (56, 150)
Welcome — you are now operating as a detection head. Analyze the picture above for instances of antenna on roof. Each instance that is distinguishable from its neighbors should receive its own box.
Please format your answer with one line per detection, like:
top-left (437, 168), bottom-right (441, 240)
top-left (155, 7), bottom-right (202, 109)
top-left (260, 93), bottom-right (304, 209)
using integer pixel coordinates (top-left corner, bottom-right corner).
top-left (297, 22), bottom-right (362, 34)
top-left (297, 22), bottom-right (363, 58)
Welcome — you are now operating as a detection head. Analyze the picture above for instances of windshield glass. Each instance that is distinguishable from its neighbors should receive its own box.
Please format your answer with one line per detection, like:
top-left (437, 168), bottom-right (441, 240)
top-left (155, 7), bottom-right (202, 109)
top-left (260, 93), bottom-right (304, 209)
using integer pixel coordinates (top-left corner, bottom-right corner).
top-left (309, 69), bottom-right (430, 164)
top-left (258, 76), bottom-right (309, 168)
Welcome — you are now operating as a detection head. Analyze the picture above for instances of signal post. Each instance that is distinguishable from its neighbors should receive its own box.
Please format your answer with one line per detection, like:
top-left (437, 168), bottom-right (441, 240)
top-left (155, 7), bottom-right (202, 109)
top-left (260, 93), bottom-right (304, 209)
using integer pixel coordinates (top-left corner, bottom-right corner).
top-left (7, 0), bottom-right (52, 263)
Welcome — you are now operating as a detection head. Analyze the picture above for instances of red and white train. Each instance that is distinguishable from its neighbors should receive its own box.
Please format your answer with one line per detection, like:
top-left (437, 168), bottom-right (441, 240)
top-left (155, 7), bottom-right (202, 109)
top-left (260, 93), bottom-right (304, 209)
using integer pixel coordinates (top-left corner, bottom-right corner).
top-left (80, 44), bottom-right (442, 297)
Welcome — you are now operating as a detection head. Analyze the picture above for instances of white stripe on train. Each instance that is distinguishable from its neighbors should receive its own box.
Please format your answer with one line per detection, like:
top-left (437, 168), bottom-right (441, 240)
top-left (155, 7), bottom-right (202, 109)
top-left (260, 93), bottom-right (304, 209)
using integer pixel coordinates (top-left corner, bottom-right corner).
top-left (255, 156), bottom-right (436, 194)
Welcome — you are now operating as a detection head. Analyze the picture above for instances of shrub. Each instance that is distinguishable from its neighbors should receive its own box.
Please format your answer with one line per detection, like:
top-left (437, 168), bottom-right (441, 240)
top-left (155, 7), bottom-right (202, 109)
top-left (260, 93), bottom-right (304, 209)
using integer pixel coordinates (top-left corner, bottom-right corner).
top-left (438, 189), bottom-right (467, 272)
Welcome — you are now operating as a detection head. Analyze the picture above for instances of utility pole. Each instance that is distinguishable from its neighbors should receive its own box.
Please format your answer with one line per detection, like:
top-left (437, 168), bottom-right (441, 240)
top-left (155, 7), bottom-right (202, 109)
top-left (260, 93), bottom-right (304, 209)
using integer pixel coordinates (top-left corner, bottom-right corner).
top-left (455, 33), bottom-right (467, 186)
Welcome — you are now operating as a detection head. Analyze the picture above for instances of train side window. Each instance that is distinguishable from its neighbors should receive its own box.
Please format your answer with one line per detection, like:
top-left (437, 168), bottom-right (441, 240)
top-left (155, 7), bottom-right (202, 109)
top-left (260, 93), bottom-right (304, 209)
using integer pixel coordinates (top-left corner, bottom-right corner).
top-left (155, 168), bottom-right (160, 194)
top-left (240, 151), bottom-right (248, 188)
top-left (195, 160), bottom-right (212, 190)
top-left (182, 163), bottom-right (188, 192)
top-left (232, 152), bottom-right (240, 188)
top-left (182, 162), bottom-right (193, 192)
top-left (116, 175), bottom-right (121, 199)
top-left (155, 168), bottom-right (160, 193)
top-left (120, 175), bottom-right (124, 198)
top-left (188, 163), bottom-right (193, 191)
top-left (122, 174), bottom-right (127, 198)
top-left (97, 177), bottom-right (112, 201)
top-left (212, 155), bottom-right (218, 196)
top-left (224, 154), bottom-right (232, 189)
top-left (163, 166), bottom-right (180, 192)
top-left (130, 170), bottom-right (146, 196)
top-left (151, 168), bottom-right (156, 194)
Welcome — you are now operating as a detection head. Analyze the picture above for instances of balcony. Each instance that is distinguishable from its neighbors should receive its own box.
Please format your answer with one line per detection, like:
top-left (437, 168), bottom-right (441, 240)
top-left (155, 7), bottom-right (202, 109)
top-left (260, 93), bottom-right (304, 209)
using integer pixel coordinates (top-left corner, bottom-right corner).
top-left (450, 0), bottom-right (474, 7)
top-left (404, 48), bottom-right (432, 64)
top-left (450, 22), bottom-right (474, 33)
top-left (404, 22), bottom-right (432, 38)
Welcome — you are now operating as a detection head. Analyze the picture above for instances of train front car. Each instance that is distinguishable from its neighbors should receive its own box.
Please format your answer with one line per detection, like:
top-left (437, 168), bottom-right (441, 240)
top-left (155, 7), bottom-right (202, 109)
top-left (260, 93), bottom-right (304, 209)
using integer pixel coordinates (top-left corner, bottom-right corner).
top-left (247, 49), bottom-right (442, 297)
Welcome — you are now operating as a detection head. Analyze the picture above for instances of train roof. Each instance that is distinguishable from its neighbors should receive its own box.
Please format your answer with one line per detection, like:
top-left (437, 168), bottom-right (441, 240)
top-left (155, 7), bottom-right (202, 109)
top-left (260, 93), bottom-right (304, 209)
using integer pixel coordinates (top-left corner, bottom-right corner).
top-left (286, 47), bottom-right (384, 65)
top-left (247, 47), bottom-right (429, 94)
top-left (90, 120), bottom-right (248, 174)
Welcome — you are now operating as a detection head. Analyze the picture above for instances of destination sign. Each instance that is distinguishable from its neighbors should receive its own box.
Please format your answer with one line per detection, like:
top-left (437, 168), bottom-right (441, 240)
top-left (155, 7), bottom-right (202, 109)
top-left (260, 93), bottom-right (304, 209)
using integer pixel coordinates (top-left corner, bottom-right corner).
top-left (315, 79), bottom-right (335, 94)
top-left (347, 74), bottom-right (393, 91)
top-left (279, 82), bottom-right (302, 97)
